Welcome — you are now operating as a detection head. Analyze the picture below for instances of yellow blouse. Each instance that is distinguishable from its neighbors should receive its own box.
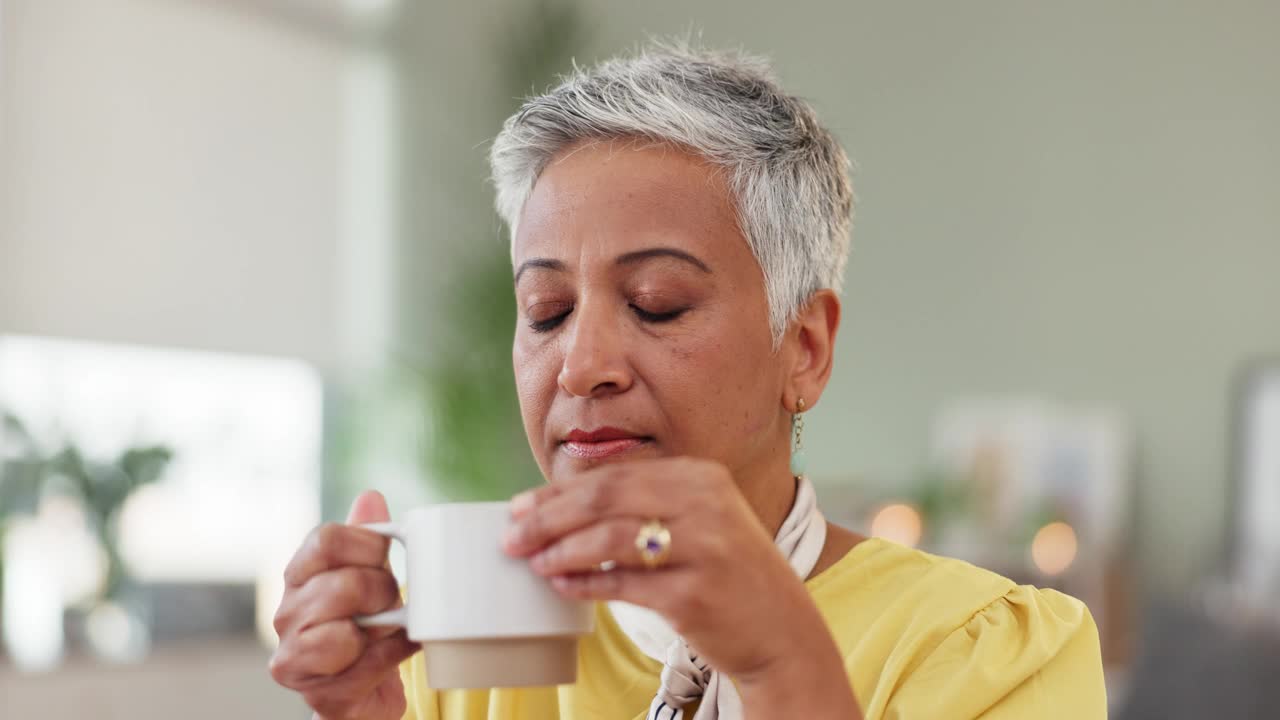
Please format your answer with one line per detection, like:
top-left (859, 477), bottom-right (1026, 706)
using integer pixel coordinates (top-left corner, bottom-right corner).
top-left (400, 537), bottom-right (1106, 719)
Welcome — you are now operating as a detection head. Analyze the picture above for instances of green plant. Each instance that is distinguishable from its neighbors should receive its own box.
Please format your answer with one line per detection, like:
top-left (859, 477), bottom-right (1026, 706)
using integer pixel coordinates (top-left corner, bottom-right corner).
top-left (0, 412), bottom-right (172, 600)
top-left (907, 466), bottom-right (974, 534)
top-left (413, 0), bottom-right (588, 501)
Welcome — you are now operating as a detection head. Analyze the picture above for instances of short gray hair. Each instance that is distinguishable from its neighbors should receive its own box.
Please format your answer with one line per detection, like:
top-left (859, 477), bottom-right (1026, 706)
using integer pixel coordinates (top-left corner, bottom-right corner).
top-left (490, 42), bottom-right (854, 343)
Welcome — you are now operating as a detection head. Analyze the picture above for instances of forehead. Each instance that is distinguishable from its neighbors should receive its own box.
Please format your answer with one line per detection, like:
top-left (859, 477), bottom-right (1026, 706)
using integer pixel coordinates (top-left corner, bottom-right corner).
top-left (513, 139), bottom-right (748, 266)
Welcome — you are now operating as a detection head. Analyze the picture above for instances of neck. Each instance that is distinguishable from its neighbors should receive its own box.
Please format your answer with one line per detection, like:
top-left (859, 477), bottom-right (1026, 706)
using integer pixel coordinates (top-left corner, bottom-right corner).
top-left (738, 464), bottom-right (800, 540)
top-left (735, 452), bottom-right (868, 579)
top-left (731, 413), bottom-right (802, 538)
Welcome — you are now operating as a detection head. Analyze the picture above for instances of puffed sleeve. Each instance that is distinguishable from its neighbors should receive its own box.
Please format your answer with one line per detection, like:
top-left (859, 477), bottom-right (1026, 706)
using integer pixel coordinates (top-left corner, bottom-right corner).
top-left (881, 585), bottom-right (1107, 719)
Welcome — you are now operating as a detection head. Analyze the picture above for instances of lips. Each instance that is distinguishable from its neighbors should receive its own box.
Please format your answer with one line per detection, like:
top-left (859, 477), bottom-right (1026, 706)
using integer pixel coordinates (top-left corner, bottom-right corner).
top-left (560, 427), bottom-right (651, 460)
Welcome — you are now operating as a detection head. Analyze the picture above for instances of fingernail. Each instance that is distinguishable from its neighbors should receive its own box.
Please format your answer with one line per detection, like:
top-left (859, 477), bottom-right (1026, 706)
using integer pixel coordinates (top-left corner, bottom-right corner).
top-left (509, 490), bottom-right (536, 516)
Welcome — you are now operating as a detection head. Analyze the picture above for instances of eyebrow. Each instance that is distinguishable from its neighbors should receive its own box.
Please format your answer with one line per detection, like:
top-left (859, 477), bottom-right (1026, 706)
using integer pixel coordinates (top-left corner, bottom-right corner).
top-left (514, 247), bottom-right (712, 284)
top-left (616, 247), bottom-right (712, 274)
top-left (513, 257), bottom-right (566, 284)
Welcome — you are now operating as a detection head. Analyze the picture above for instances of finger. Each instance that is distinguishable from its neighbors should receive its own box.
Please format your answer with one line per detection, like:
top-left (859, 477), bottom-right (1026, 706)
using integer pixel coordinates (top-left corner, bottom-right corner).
top-left (299, 629), bottom-right (419, 714)
top-left (503, 467), bottom-right (675, 555)
top-left (548, 567), bottom-right (694, 615)
top-left (345, 490), bottom-right (404, 643)
top-left (269, 619), bottom-right (366, 686)
top-left (289, 566), bottom-right (401, 630)
top-left (283, 523), bottom-right (390, 588)
top-left (273, 566), bottom-right (397, 640)
top-left (509, 482), bottom-right (561, 519)
top-left (530, 517), bottom-right (689, 575)
top-left (297, 620), bottom-right (367, 677)
top-left (346, 489), bottom-right (391, 525)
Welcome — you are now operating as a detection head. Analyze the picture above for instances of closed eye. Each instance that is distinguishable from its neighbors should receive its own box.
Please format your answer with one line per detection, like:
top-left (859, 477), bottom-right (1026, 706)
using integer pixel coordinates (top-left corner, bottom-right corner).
top-left (631, 305), bottom-right (687, 324)
top-left (526, 304), bottom-right (686, 332)
top-left (528, 309), bottom-right (571, 333)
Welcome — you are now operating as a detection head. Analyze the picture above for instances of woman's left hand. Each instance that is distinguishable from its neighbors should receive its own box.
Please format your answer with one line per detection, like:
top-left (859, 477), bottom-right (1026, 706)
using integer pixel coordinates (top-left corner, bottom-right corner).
top-left (501, 457), bottom-right (836, 686)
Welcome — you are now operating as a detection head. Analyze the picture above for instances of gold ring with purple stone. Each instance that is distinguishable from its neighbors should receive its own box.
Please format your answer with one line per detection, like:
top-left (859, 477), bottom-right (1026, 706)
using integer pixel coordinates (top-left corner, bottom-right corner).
top-left (635, 520), bottom-right (672, 569)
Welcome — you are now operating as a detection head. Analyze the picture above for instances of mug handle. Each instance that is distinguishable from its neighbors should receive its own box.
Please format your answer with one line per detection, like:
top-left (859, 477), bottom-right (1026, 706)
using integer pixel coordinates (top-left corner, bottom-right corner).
top-left (354, 521), bottom-right (409, 628)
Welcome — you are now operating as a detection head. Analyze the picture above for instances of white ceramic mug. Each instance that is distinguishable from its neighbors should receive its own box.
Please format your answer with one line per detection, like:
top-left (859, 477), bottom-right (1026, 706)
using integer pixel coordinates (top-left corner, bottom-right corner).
top-left (355, 501), bottom-right (594, 689)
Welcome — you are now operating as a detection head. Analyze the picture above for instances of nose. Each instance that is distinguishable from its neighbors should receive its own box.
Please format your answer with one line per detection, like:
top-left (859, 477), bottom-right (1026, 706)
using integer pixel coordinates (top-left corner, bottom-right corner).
top-left (557, 301), bottom-right (633, 398)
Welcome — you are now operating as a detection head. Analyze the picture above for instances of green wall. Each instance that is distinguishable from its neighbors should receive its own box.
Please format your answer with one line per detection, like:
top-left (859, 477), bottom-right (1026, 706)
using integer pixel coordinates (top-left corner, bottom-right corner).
top-left (390, 0), bottom-right (1280, 592)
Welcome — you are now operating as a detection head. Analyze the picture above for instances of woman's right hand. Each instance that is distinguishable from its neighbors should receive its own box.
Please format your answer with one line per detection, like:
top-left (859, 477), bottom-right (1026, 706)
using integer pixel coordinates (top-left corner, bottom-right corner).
top-left (269, 490), bottom-right (420, 720)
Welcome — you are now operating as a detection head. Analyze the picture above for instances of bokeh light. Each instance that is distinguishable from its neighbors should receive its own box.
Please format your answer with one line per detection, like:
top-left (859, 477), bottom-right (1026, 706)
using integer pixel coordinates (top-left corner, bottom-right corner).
top-left (1031, 521), bottom-right (1079, 577)
top-left (869, 503), bottom-right (924, 548)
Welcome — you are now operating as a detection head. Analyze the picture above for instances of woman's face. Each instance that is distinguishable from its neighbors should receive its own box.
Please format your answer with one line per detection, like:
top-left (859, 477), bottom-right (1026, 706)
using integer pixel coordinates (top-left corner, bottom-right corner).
top-left (512, 140), bottom-right (794, 488)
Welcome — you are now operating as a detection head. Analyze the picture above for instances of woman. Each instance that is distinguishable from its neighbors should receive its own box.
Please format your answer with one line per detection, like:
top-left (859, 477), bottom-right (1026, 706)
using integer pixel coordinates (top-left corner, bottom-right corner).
top-left (270, 44), bottom-right (1107, 719)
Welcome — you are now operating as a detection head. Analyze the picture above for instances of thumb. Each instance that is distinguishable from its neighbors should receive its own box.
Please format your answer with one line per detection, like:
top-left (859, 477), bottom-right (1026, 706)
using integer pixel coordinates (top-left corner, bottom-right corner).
top-left (346, 489), bottom-right (391, 525)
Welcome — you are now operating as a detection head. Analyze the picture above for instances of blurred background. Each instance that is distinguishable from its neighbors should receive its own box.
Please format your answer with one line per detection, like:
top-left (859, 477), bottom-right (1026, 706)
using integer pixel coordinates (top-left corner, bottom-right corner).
top-left (1, 0), bottom-right (1277, 717)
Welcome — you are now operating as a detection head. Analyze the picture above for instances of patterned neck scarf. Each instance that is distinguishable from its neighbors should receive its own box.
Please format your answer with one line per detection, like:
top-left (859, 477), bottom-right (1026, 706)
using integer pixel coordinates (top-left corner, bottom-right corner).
top-left (608, 476), bottom-right (828, 720)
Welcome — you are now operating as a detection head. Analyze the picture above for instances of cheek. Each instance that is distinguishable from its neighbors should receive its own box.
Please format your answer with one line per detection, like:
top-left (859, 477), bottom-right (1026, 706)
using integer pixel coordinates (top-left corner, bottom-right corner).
top-left (512, 337), bottom-right (560, 445)
top-left (646, 315), bottom-right (779, 449)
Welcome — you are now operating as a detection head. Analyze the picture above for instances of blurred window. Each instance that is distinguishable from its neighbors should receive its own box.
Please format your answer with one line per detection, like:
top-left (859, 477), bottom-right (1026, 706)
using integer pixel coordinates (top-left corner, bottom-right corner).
top-left (0, 334), bottom-right (322, 583)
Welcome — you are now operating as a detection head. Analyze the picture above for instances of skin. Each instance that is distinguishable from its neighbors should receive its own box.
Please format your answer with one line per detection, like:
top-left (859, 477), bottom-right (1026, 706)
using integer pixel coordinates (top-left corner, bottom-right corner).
top-left (270, 492), bottom-right (417, 720)
top-left (269, 139), bottom-right (864, 719)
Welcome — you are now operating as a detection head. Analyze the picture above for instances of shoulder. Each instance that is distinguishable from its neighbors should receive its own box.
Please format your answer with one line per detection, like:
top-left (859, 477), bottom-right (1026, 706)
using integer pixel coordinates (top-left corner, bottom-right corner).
top-left (807, 537), bottom-right (1017, 625)
top-left (886, 581), bottom-right (1105, 718)
top-left (807, 538), bottom-right (1104, 718)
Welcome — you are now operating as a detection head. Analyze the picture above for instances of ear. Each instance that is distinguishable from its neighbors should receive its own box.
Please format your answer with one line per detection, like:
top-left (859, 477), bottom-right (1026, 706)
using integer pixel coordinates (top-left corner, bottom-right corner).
top-left (783, 290), bottom-right (841, 413)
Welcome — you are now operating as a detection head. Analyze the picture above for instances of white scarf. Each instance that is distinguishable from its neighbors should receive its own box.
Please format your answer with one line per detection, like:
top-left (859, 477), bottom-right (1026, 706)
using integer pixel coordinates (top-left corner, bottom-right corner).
top-left (608, 476), bottom-right (827, 720)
